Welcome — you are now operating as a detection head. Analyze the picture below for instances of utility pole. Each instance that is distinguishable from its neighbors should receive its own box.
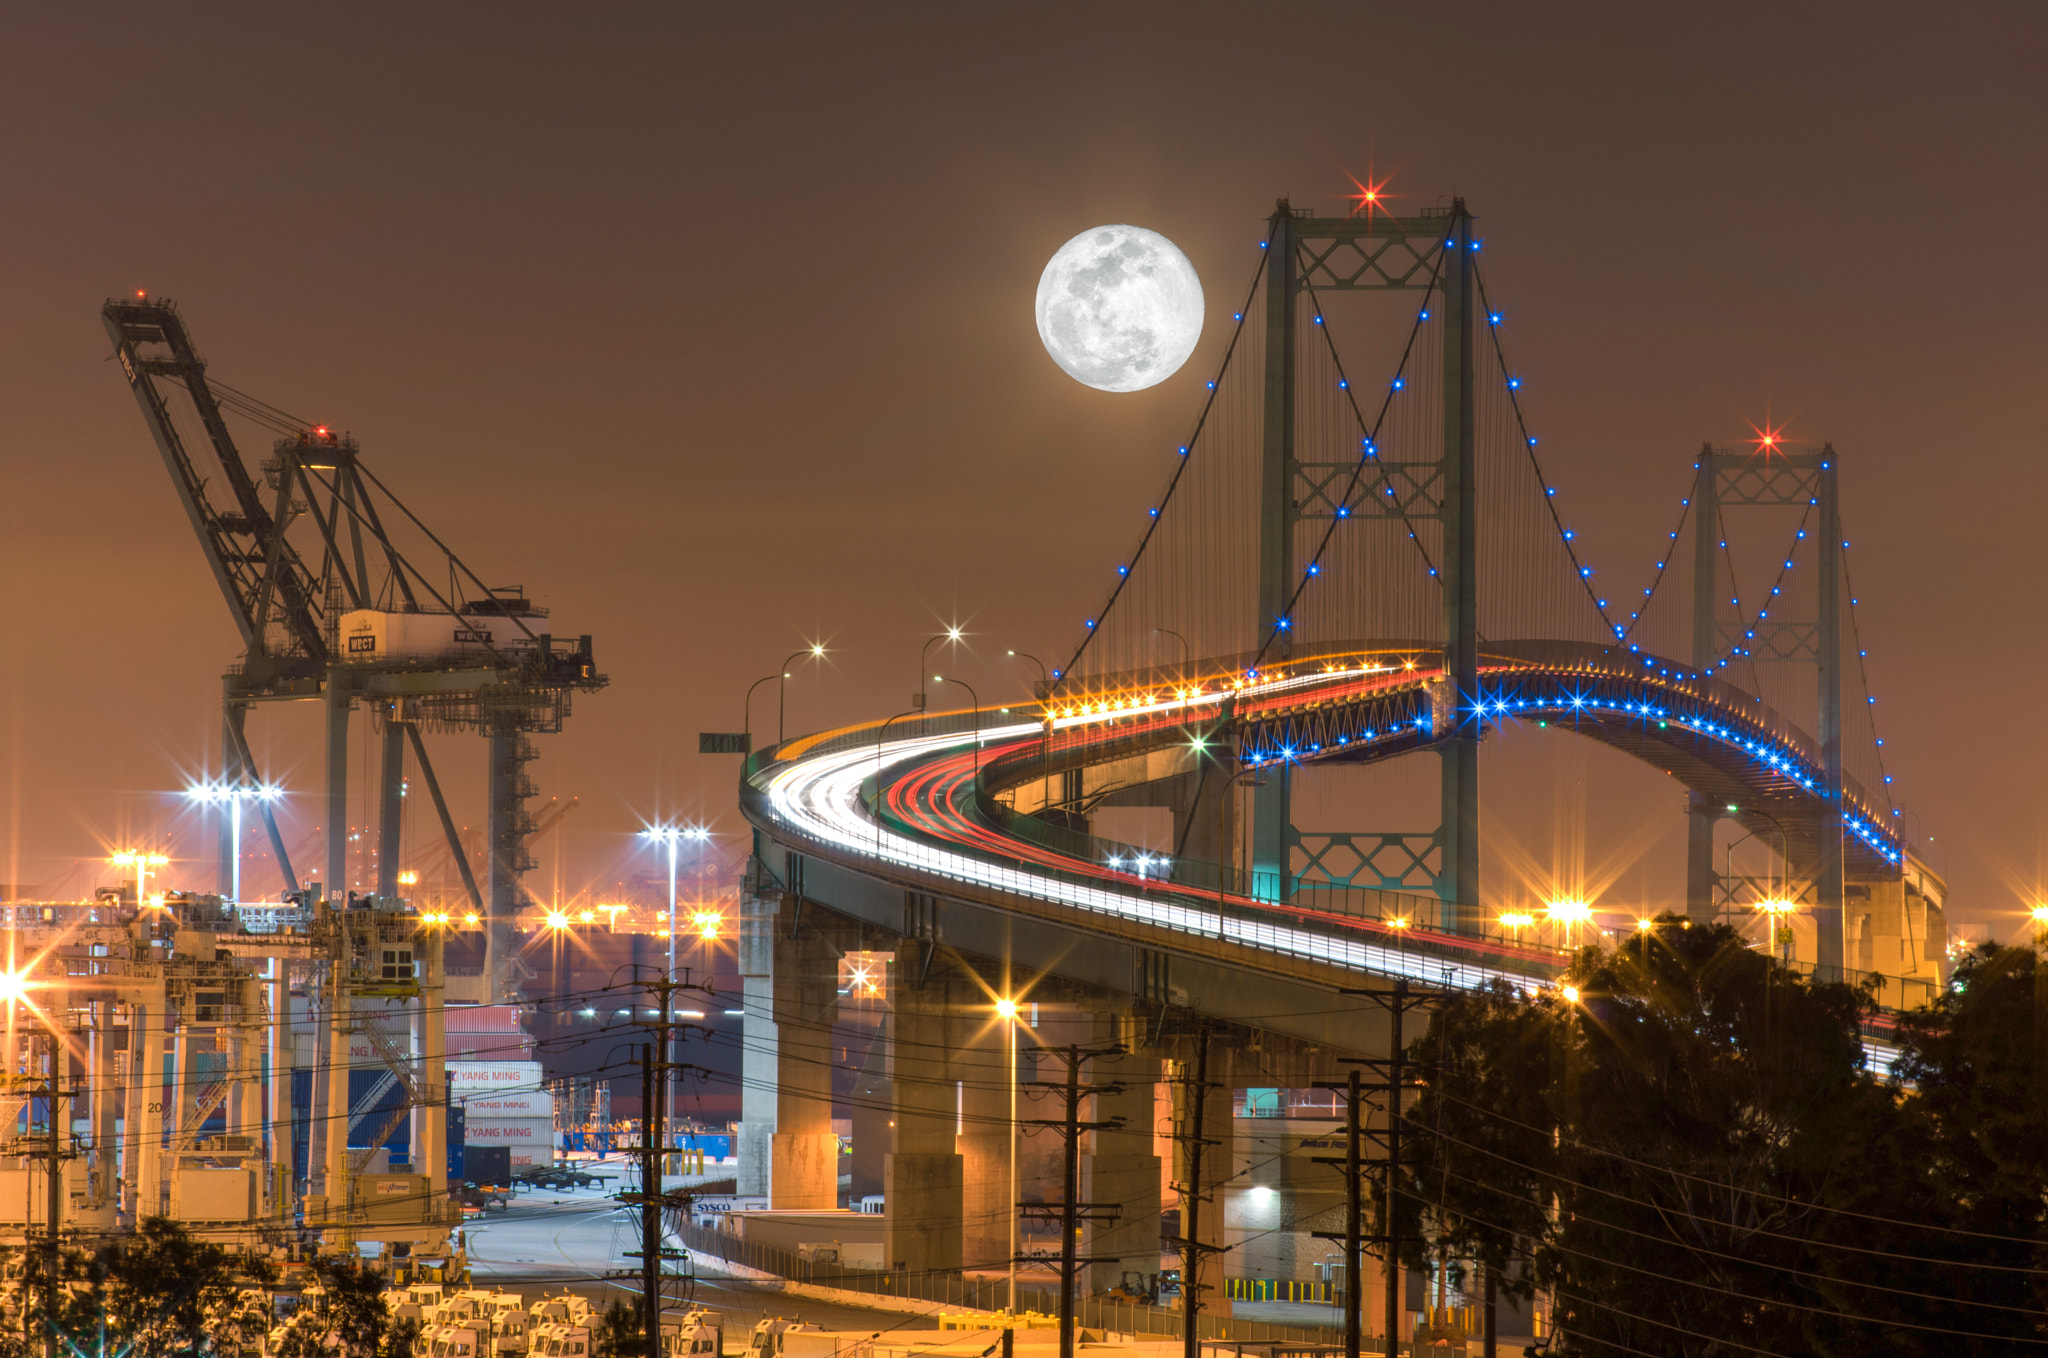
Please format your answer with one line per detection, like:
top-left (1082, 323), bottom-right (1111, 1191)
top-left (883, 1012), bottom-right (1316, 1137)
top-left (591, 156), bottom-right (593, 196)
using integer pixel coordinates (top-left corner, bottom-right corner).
top-left (21, 1025), bottom-right (77, 1358)
top-left (1017, 1042), bottom-right (1128, 1358)
top-left (1308, 1070), bottom-right (1364, 1358)
top-left (1332, 979), bottom-right (1441, 1356)
top-left (610, 969), bottom-right (714, 1357)
top-left (1165, 1028), bottom-right (1225, 1358)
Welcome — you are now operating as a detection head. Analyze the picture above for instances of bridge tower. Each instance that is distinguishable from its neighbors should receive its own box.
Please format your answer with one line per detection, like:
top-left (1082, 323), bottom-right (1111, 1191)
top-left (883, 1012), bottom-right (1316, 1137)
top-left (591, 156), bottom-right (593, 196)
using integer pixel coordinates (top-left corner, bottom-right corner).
top-left (1684, 443), bottom-right (1846, 977)
top-left (1250, 200), bottom-right (1481, 935)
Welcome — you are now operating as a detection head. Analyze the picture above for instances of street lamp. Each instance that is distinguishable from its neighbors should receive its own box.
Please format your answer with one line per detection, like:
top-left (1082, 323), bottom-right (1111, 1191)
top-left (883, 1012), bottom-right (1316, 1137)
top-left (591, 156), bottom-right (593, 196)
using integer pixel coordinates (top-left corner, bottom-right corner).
top-left (1151, 628), bottom-right (1189, 683)
top-left (914, 628), bottom-right (963, 711)
top-left (932, 675), bottom-right (982, 776)
top-left (743, 673), bottom-right (784, 752)
top-left (186, 781), bottom-right (282, 904)
top-left (109, 850), bottom-right (170, 910)
top-left (642, 823), bottom-right (710, 1137)
top-left (1756, 897), bottom-right (1799, 967)
top-left (779, 644), bottom-right (828, 744)
top-left (994, 997), bottom-right (1023, 1314)
top-left (1723, 804), bottom-right (1791, 913)
top-left (1007, 651), bottom-right (1054, 808)
top-left (1545, 898), bottom-right (1594, 950)
top-left (1006, 650), bottom-right (1049, 700)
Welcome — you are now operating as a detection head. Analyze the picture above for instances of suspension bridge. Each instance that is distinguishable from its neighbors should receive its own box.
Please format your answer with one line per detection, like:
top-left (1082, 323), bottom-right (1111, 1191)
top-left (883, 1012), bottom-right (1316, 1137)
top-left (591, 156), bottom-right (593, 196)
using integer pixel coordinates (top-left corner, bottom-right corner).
top-left (737, 198), bottom-right (1944, 1035)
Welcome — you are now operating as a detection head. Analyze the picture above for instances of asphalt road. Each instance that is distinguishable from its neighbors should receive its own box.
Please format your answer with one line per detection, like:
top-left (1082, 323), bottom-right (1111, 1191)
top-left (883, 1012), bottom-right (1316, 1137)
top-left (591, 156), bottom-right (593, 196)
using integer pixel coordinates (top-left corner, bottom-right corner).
top-left (460, 1181), bottom-right (940, 1335)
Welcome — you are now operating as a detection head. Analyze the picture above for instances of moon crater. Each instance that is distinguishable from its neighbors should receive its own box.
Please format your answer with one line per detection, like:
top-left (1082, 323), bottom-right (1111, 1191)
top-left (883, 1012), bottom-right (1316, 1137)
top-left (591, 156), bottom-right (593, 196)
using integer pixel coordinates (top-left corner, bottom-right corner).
top-left (1035, 225), bottom-right (1204, 393)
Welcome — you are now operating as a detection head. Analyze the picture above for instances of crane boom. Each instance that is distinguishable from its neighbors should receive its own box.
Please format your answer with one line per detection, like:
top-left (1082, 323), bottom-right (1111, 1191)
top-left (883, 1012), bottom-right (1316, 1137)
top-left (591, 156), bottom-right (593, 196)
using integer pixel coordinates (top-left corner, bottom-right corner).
top-left (102, 298), bottom-right (327, 669)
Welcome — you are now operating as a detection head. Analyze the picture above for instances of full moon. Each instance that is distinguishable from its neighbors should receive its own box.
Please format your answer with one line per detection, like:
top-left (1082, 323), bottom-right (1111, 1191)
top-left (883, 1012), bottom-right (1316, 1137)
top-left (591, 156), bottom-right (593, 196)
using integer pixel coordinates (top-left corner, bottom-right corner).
top-left (1035, 225), bottom-right (1204, 393)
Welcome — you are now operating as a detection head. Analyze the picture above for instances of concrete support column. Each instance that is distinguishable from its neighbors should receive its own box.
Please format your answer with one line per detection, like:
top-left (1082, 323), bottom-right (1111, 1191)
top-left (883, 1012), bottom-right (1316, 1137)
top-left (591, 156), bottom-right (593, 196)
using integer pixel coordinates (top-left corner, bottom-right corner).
top-left (169, 1026), bottom-right (189, 1156)
top-left (133, 986), bottom-right (166, 1221)
top-left (1085, 1015), bottom-right (1162, 1293)
top-left (324, 674), bottom-right (351, 902)
top-left (884, 942), bottom-right (963, 1275)
top-left (735, 885), bottom-right (777, 1198)
top-left (323, 957), bottom-right (351, 1211)
top-left (1164, 769), bottom-right (1239, 882)
top-left (850, 1018), bottom-right (893, 1205)
top-left (90, 1001), bottom-right (117, 1207)
top-left (769, 900), bottom-right (842, 1210)
top-left (377, 712), bottom-right (405, 900)
top-left (419, 929), bottom-right (448, 1208)
top-left (956, 1009), bottom-right (1016, 1279)
top-left (268, 960), bottom-right (293, 1206)
top-left (232, 977), bottom-right (263, 1145)
top-left (1171, 1054), bottom-right (1233, 1318)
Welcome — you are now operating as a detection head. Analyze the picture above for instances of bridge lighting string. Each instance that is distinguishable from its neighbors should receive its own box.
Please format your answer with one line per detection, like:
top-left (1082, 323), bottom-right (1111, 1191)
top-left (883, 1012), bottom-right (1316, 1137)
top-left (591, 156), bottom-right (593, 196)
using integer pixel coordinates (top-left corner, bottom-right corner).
top-left (1471, 260), bottom-right (1624, 645)
top-left (1249, 235), bottom-right (1451, 669)
top-left (1693, 470), bottom-right (1897, 824)
top-left (1047, 243), bottom-right (1273, 701)
top-left (1840, 548), bottom-right (1899, 816)
top-left (1613, 492), bottom-right (1694, 646)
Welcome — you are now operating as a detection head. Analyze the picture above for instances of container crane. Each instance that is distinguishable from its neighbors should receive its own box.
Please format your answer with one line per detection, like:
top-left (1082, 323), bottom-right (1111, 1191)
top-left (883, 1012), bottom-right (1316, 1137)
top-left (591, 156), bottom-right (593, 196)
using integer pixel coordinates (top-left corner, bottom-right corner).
top-left (103, 296), bottom-right (608, 1000)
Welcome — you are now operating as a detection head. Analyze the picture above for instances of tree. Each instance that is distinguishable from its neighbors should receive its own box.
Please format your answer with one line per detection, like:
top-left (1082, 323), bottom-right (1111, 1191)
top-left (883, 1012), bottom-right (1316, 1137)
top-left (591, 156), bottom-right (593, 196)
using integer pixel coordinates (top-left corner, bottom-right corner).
top-left (1401, 916), bottom-right (1905, 1356)
top-left (0, 1217), bottom-right (275, 1358)
top-left (594, 1298), bottom-right (648, 1358)
top-left (273, 1254), bottom-right (396, 1358)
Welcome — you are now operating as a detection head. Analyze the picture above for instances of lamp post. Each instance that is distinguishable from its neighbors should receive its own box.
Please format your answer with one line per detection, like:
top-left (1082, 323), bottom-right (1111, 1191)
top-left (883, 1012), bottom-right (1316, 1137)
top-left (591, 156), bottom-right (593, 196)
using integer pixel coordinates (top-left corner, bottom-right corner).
top-left (779, 645), bottom-right (828, 745)
top-left (109, 850), bottom-right (170, 910)
top-left (914, 628), bottom-right (963, 711)
top-left (932, 675), bottom-right (982, 776)
top-left (743, 673), bottom-right (783, 753)
top-left (1545, 898), bottom-right (1594, 951)
top-left (1006, 650), bottom-right (1049, 700)
top-left (1151, 628), bottom-right (1190, 683)
top-left (187, 781), bottom-right (283, 905)
top-left (1008, 651), bottom-right (1054, 811)
top-left (1724, 804), bottom-right (1791, 911)
top-left (642, 823), bottom-right (711, 1138)
top-left (873, 708), bottom-right (924, 855)
top-left (995, 997), bottom-right (1023, 1314)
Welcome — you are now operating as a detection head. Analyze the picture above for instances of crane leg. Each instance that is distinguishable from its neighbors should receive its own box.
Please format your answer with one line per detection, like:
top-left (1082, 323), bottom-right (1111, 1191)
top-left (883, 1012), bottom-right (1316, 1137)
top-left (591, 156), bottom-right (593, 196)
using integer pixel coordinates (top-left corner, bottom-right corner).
top-left (378, 707), bottom-right (405, 899)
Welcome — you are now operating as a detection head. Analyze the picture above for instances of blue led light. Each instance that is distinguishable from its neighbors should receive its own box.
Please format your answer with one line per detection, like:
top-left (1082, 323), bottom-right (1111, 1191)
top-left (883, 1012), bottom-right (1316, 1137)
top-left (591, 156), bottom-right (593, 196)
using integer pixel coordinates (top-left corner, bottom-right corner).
top-left (1419, 310), bottom-right (1431, 321)
top-left (1392, 378), bottom-right (1405, 391)
top-left (1085, 619), bottom-right (1095, 629)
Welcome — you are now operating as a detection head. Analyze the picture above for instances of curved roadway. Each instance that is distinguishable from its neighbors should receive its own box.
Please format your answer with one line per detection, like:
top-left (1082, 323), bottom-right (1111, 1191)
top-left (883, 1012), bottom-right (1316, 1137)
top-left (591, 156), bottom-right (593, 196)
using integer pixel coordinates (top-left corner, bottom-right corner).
top-left (744, 642), bottom-right (1906, 1011)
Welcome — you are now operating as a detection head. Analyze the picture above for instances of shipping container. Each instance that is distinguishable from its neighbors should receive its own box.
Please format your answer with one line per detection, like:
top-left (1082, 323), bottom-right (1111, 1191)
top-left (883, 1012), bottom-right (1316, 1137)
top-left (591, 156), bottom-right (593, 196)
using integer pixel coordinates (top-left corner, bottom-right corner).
top-left (336, 609), bottom-right (554, 666)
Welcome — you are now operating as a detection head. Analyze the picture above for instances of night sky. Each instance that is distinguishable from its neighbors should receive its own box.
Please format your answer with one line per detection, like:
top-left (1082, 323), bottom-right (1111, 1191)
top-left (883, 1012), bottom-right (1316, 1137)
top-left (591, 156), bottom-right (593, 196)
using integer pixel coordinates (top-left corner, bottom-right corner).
top-left (3, 5), bottom-right (2043, 936)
